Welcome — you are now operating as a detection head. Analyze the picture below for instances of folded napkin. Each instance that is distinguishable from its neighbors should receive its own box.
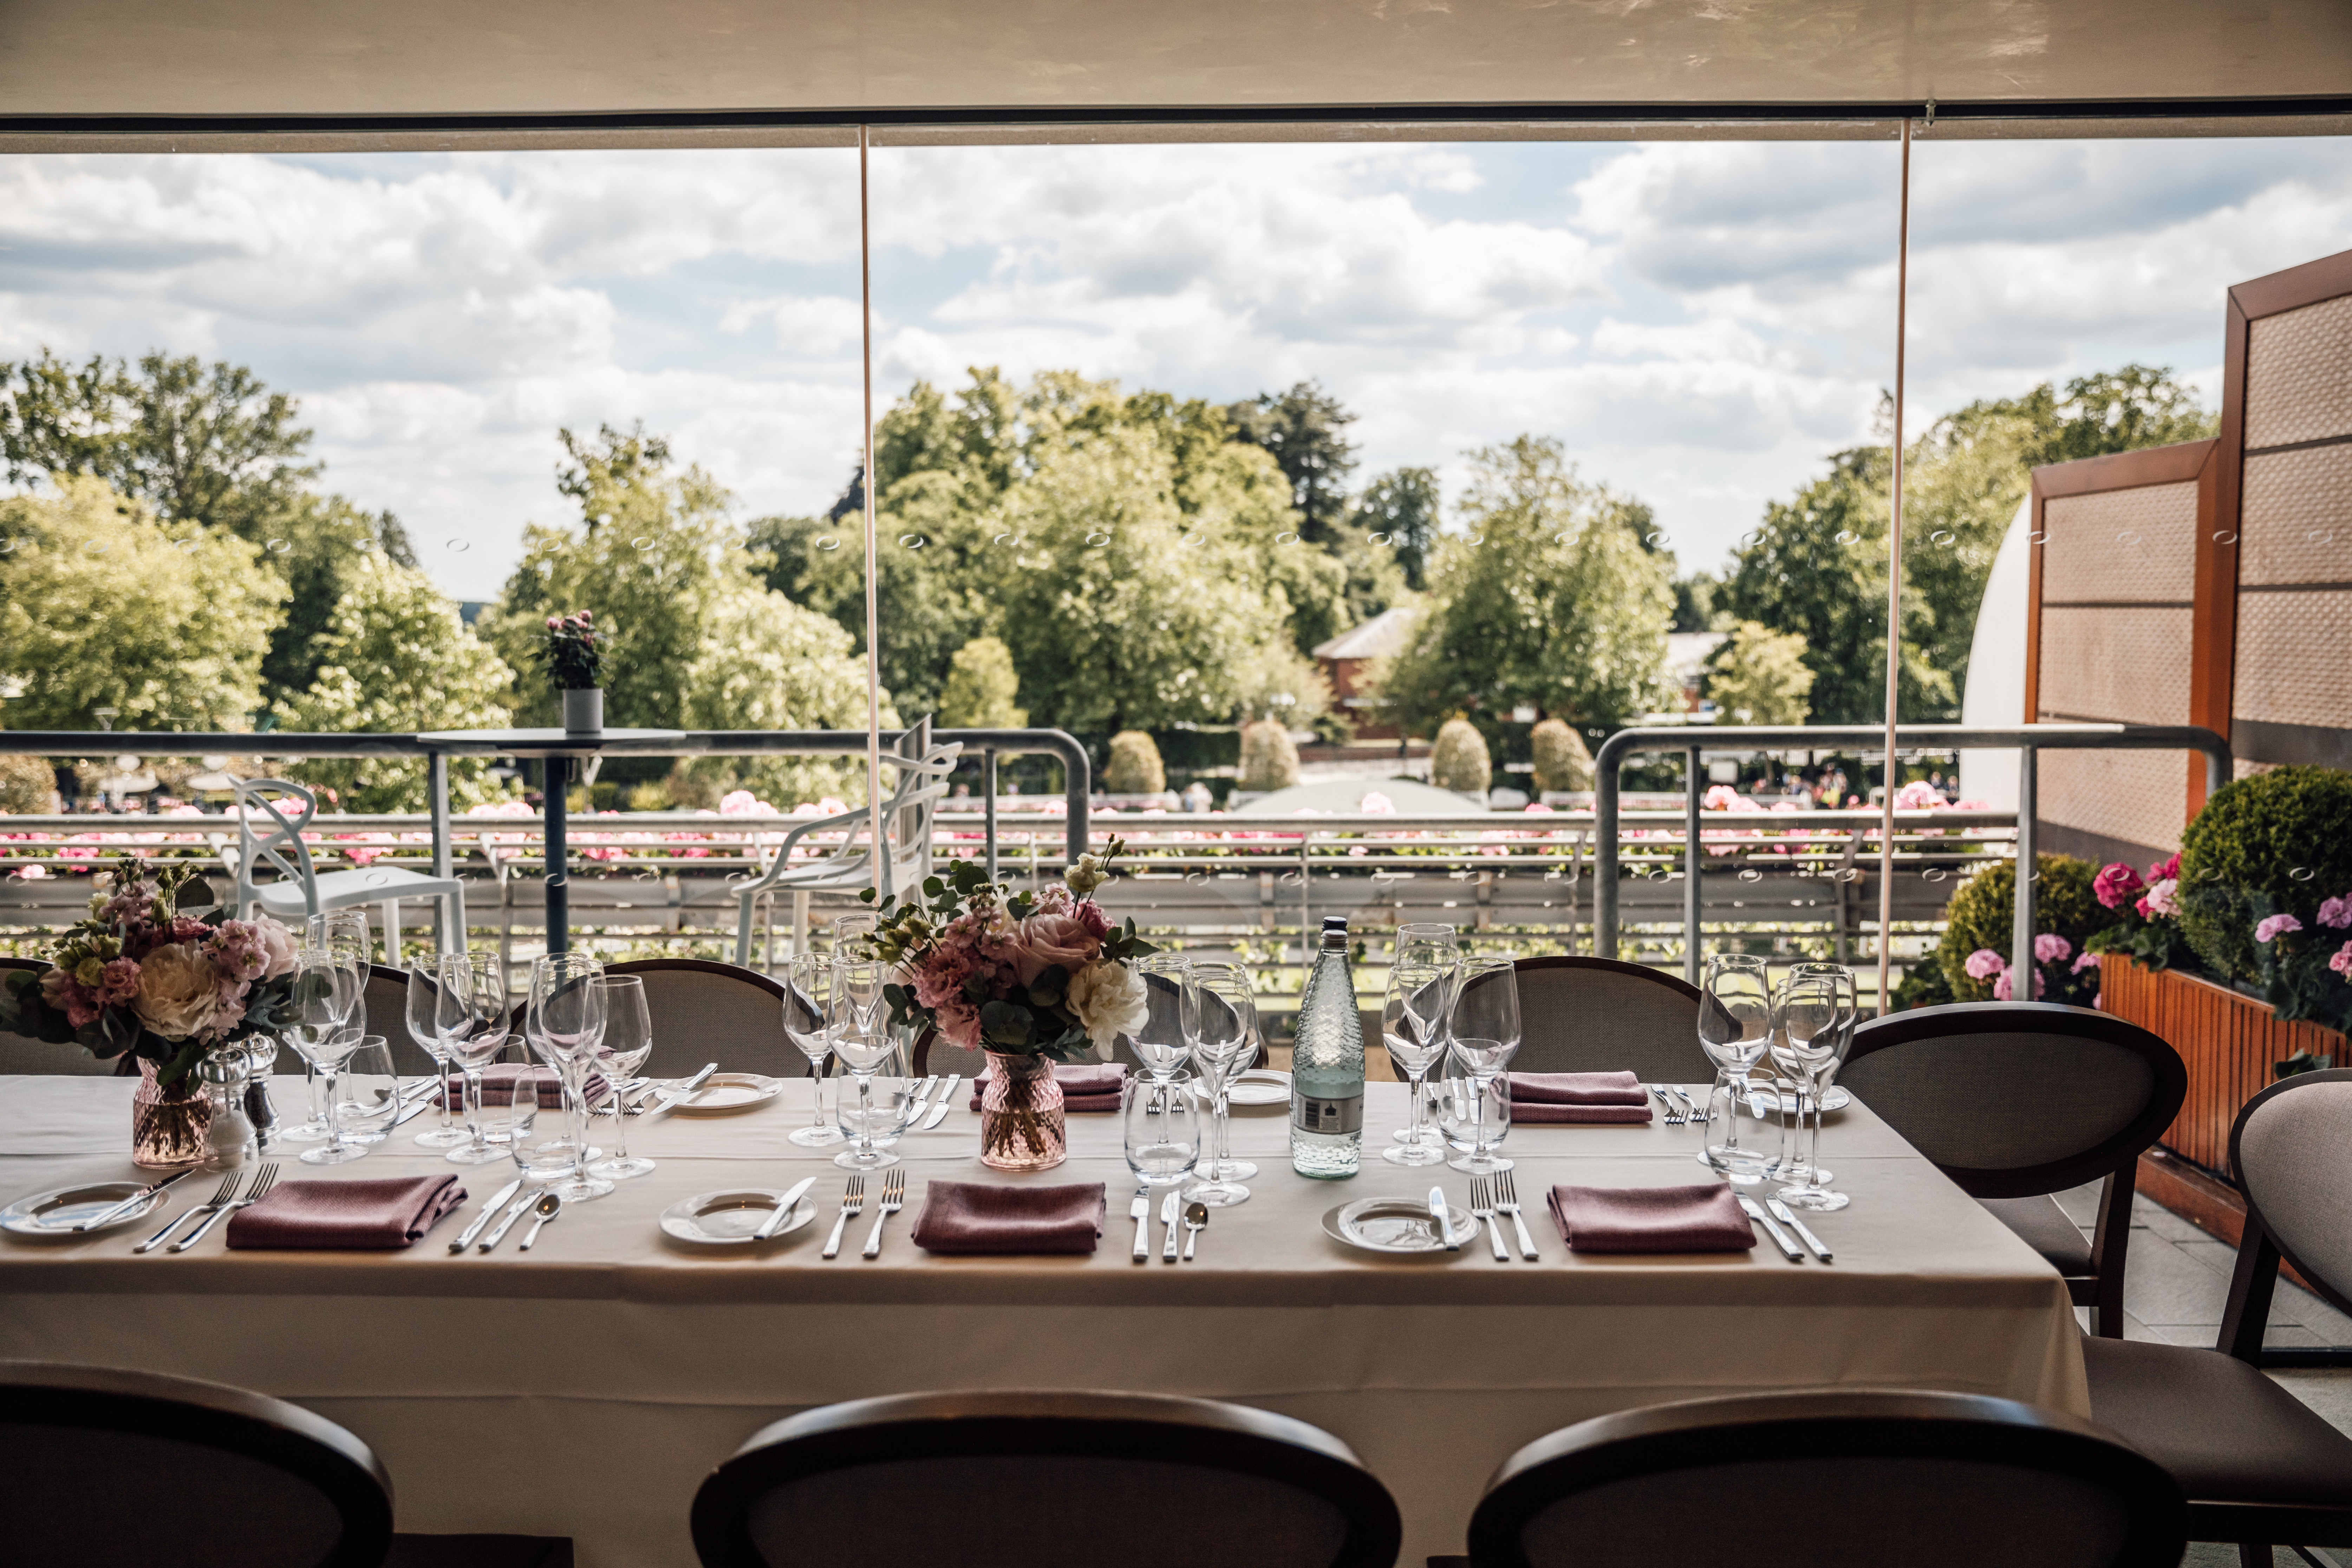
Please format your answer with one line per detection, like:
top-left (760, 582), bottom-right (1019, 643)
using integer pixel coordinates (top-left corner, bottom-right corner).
top-left (967, 1062), bottom-right (1127, 1114)
top-left (438, 1064), bottom-right (607, 1110)
top-left (1546, 1182), bottom-right (1756, 1254)
top-left (227, 1175), bottom-right (469, 1251)
top-left (908, 1180), bottom-right (1106, 1255)
top-left (1509, 1069), bottom-right (1653, 1125)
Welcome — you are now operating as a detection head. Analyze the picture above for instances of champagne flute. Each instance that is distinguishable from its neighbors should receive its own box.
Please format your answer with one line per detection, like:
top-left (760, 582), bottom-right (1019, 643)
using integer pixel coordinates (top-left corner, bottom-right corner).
top-left (782, 954), bottom-right (846, 1148)
top-left (526, 952), bottom-right (612, 1202)
top-left (1444, 956), bottom-right (1519, 1174)
top-left (587, 976), bottom-right (655, 1180)
top-left (1184, 961), bottom-right (1257, 1207)
top-left (439, 953), bottom-right (515, 1166)
top-left (1697, 953), bottom-right (1776, 1185)
top-left (1381, 958), bottom-right (1452, 1166)
top-left (286, 952), bottom-right (365, 1165)
top-left (404, 959), bottom-right (469, 1149)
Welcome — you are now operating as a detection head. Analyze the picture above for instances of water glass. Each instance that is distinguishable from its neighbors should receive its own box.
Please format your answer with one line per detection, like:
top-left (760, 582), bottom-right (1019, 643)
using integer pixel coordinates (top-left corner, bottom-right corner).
top-left (1123, 1070), bottom-right (1201, 1188)
top-left (404, 960), bottom-right (469, 1149)
top-left (782, 954), bottom-right (845, 1148)
top-left (331, 1036), bottom-right (404, 1150)
top-left (588, 975), bottom-right (655, 1181)
top-left (834, 1058), bottom-right (913, 1169)
top-left (1381, 958), bottom-right (1452, 1166)
top-left (1697, 953), bottom-right (1776, 1183)
top-left (526, 952), bottom-right (611, 1202)
top-left (1435, 1071), bottom-right (1511, 1173)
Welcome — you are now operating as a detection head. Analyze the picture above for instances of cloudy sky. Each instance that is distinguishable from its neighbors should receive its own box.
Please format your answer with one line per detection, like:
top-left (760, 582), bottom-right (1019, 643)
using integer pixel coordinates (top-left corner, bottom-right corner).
top-left (2, 134), bottom-right (2347, 600)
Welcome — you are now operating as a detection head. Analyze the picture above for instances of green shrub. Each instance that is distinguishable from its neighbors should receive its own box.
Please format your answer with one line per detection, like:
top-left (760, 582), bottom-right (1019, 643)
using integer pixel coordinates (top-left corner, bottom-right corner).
top-left (1938, 854), bottom-right (2108, 1002)
top-left (0, 752), bottom-right (54, 813)
top-left (1237, 719), bottom-right (1299, 792)
top-left (1891, 946), bottom-right (1955, 1011)
top-left (1433, 717), bottom-right (1492, 796)
top-left (2177, 765), bottom-right (2352, 983)
top-left (1530, 718), bottom-right (1594, 794)
top-left (1103, 730), bottom-right (1166, 795)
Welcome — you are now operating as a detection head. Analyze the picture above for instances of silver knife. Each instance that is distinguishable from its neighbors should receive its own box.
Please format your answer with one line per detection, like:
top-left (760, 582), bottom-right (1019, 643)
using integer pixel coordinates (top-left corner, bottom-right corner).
top-left (1161, 1189), bottom-right (1181, 1262)
top-left (905, 1075), bottom-right (939, 1114)
top-left (1767, 1196), bottom-right (1834, 1262)
top-left (1428, 1186), bottom-right (1460, 1251)
top-left (75, 1168), bottom-right (191, 1232)
top-left (477, 1190), bottom-right (542, 1253)
top-left (635, 1062), bottom-right (718, 1117)
top-left (1129, 1184), bottom-right (1152, 1260)
top-left (754, 1176), bottom-right (820, 1242)
top-left (919, 1075), bottom-right (961, 1130)
top-left (451, 1177), bottom-right (524, 1253)
top-left (1737, 1194), bottom-right (1804, 1262)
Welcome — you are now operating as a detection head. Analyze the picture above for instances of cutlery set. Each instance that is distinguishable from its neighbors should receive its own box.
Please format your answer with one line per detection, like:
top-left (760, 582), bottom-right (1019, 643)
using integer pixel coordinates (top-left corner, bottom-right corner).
top-left (1133, 1185), bottom-right (1207, 1262)
top-left (1462, 1172), bottom-right (1540, 1261)
top-left (1738, 1194), bottom-right (1834, 1263)
top-left (133, 1165), bottom-right (280, 1254)
top-left (897, 1074), bottom-right (961, 1132)
top-left (1650, 1086), bottom-right (1709, 1125)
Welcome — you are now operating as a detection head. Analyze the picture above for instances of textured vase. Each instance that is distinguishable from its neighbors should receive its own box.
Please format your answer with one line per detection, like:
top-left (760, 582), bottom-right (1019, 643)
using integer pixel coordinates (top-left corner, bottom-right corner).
top-left (562, 687), bottom-right (604, 735)
top-left (132, 1057), bottom-right (213, 1169)
top-left (978, 1051), bottom-right (1067, 1172)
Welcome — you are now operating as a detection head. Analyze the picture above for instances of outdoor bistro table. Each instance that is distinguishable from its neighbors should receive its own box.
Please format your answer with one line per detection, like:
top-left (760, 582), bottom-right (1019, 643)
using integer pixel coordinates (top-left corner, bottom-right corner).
top-left (0, 1077), bottom-right (2089, 1566)
top-left (417, 728), bottom-right (685, 952)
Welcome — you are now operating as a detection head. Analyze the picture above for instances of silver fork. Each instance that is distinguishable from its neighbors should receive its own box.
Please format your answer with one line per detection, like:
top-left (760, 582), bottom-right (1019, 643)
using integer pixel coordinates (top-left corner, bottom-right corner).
top-left (135, 1172), bottom-right (238, 1254)
top-left (1466, 1174), bottom-right (1510, 1262)
top-left (1492, 1168), bottom-right (1540, 1260)
top-left (170, 1164), bottom-right (279, 1252)
top-left (822, 1175), bottom-right (866, 1258)
top-left (1672, 1086), bottom-right (1709, 1124)
top-left (860, 1169), bottom-right (906, 1259)
top-left (1650, 1086), bottom-right (1685, 1125)
top-left (590, 1076), bottom-right (650, 1117)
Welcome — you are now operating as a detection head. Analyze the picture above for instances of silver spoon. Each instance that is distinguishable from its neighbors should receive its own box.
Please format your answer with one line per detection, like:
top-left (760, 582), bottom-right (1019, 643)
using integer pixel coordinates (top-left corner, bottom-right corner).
top-left (519, 1191), bottom-right (562, 1251)
top-left (1182, 1200), bottom-right (1208, 1262)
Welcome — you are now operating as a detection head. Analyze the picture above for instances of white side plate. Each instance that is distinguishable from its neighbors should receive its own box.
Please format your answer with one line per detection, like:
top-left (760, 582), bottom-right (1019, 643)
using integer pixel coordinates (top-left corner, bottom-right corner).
top-left (1, 1182), bottom-right (167, 1238)
top-left (665, 1074), bottom-right (785, 1116)
top-left (659, 1188), bottom-right (820, 1246)
top-left (1321, 1196), bottom-right (1476, 1256)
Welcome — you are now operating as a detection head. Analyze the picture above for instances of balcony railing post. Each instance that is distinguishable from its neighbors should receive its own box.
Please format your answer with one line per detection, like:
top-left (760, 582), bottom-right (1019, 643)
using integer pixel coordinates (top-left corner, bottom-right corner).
top-left (2012, 746), bottom-right (2038, 994)
top-left (1685, 744), bottom-right (1703, 984)
top-left (545, 757), bottom-right (570, 955)
top-left (983, 749), bottom-right (999, 884)
top-left (429, 750), bottom-right (451, 951)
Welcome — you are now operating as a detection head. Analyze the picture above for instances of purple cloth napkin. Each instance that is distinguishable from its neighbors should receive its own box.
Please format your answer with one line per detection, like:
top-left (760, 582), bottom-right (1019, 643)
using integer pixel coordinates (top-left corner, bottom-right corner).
top-left (967, 1062), bottom-right (1127, 1113)
top-left (1509, 1070), bottom-right (1653, 1125)
top-left (907, 1180), bottom-right (1106, 1255)
top-left (1546, 1182), bottom-right (1756, 1254)
top-left (226, 1175), bottom-right (469, 1250)
top-left (439, 1064), bottom-right (605, 1110)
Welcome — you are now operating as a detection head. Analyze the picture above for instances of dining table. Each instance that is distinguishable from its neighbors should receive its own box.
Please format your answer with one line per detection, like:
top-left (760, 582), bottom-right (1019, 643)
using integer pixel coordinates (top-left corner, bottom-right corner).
top-left (0, 1072), bottom-right (2089, 1567)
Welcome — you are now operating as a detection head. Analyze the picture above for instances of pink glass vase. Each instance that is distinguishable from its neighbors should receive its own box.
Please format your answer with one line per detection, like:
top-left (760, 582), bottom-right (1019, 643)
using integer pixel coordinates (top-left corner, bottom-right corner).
top-left (132, 1056), bottom-right (212, 1169)
top-left (979, 1051), bottom-right (1067, 1172)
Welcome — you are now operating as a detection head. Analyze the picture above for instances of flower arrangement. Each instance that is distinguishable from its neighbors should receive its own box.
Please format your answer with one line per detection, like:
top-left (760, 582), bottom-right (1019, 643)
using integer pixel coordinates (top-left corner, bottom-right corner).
top-left (2083, 853), bottom-right (2198, 973)
top-left (1961, 931), bottom-right (2098, 1007)
top-left (864, 839), bottom-right (1157, 1062)
top-left (2241, 890), bottom-right (2352, 1032)
top-left (0, 857), bottom-right (299, 1089)
top-left (541, 610), bottom-right (604, 691)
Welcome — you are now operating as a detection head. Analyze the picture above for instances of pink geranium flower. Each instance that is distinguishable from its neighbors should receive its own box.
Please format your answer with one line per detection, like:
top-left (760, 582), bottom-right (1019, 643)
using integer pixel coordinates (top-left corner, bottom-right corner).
top-left (2318, 896), bottom-right (2352, 929)
top-left (1963, 948), bottom-right (2007, 980)
top-left (2331, 941), bottom-right (2352, 979)
top-left (1992, 967), bottom-right (2045, 1001)
top-left (2092, 862), bottom-right (2145, 911)
top-left (2072, 949), bottom-right (2102, 975)
top-left (2256, 913), bottom-right (2303, 944)
top-left (2034, 932), bottom-right (2072, 964)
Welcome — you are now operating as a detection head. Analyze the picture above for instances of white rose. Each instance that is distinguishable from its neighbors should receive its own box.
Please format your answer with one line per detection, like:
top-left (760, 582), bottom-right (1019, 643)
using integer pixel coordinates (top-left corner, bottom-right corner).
top-left (132, 943), bottom-right (222, 1041)
top-left (1066, 958), bottom-right (1148, 1056)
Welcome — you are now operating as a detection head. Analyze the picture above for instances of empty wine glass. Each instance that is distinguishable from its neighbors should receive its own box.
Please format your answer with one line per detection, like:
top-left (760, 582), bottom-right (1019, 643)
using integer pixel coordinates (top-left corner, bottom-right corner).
top-left (1444, 957), bottom-right (1519, 1173)
top-left (330, 1036), bottom-right (404, 1151)
top-left (1382, 958), bottom-right (1452, 1166)
top-left (1184, 961), bottom-right (1257, 1207)
top-left (282, 923), bottom-right (365, 1145)
top-left (526, 952), bottom-right (611, 1202)
top-left (830, 959), bottom-right (902, 1170)
top-left (287, 952), bottom-right (366, 1166)
top-left (782, 954), bottom-right (845, 1148)
top-left (1773, 963), bottom-right (1857, 1211)
top-left (1394, 922), bottom-right (1459, 970)
top-left (1125, 953), bottom-right (1195, 1084)
top-left (588, 976), bottom-right (655, 1181)
top-left (404, 960), bottom-right (470, 1150)
top-left (832, 912), bottom-right (878, 959)
top-left (1698, 953), bottom-right (1776, 1185)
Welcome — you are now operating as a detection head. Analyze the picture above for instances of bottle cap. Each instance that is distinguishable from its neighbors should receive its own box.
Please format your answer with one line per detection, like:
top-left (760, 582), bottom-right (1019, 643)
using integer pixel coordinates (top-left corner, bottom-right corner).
top-left (1322, 917), bottom-right (1348, 933)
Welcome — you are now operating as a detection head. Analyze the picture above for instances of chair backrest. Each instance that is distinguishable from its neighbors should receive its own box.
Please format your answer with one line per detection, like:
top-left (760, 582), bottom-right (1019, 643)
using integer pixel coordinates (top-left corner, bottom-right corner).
top-left (690, 1388), bottom-right (1401, 1568)
top-left (2232, 1066), bottom-right (2352, 1318)
top-left (880, 720), bottom-right (963, 900)
top-left (604, 959), bottom-right (792, 1079)
top-left (1465, 1388), bottom-right (2183, 1568)
top-left (232, 778), bottom-right (322, 920)
top-left (1504, 957), bottom-right (1713, 1082)
top-left (0, 1360), bottom-right (394, 1568)
top-left (0, 957), bottom-right (116, 1075)
top-left (1840, 1002), bottom-right (2187, 1199)
top-left (363, 964), bottom-right (440, 1076)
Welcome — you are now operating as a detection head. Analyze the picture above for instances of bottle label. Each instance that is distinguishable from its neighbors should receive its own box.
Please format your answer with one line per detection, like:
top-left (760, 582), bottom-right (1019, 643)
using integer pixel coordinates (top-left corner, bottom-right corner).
top-left (1291, 1091), bottom-right (1364, 1135)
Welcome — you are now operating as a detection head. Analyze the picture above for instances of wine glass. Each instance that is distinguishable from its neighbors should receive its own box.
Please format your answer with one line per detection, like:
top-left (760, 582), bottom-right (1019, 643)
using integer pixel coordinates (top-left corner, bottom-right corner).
top-left (439, 953), bottom-right (515, 1166)
top-left (588, 976), bottom-right (655, 1181)
top-left (832, 912), bottom-right (879, 959)
top-left (286, 952), bottom-right (366, 1165)
top-left (1381, 958), bottom-right (1453, 1166)
top-left (1773, 964), bottom-right (1857, 1211)
top-left (1394, 922), bottom-right (1458, 969)
top-left (329, 1036), bottom-right (404, 1152)
top-left (782, 954), bottom-right (846, 1148)
top-left (1184, 961), bottom-right (1257, 1207)
top-left (1125, 953), bottom-right (1195, 1083)
top-left (404, 960), bottom-right (470, 1149)
top-left (1444, 957), bottom-right (1519, 1174)
top-left (830, 958), bottom-right (903, 1171)
top-left (281, 919), bottom-right (367, 1145)
top-left (1697, 953), bottom-right (1777, 1185)
top-left (526, 952), bottom-right (612, 1202)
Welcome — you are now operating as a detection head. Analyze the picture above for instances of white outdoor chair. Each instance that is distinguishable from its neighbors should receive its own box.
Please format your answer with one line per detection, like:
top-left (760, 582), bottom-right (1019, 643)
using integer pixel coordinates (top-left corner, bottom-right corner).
top-left (728, 720), bottom-right (962, 966)
top-left (223, 778), bottom-right (467, 961)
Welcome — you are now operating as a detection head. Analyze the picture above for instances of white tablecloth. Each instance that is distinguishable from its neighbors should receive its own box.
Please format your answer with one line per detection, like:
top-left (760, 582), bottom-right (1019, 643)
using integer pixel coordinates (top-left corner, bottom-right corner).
top-left (0, 1073), bottom-right (2086, 1566)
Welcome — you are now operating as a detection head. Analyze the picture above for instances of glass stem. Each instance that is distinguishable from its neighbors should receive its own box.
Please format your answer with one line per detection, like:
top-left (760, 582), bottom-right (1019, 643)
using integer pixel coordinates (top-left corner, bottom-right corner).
top-left (436, 1054), bottom-right (455, 1129)
top-left (566, 1062), bottom-right (588, 1168)
top-left (610, 1072), bottom-right (630, 1161)
top-left (463, 1067), bottom-right (484, 1143)
top-left (320, 1065), bottom-right (342, 1154)
top-left (858, 1072), bottom-right (874, 1161)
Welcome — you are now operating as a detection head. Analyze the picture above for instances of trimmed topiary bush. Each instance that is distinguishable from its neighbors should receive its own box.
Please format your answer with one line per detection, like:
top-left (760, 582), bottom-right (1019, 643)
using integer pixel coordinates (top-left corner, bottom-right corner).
top-left (1938, 854), bottom-right (2107, 1002)
top-left (1530, 718), bottom-right (1594, 795)
top-left (2177, 765), bottom-right (2352, 984)
top-left (1432, 717), bottom-right (1492, 797)
top-left (0, 752), bottom-right (54, 813)
top-left (1237, 719), bottom-right (1300, 793)
top-left (1103, 730), bottom-right (1166, 795)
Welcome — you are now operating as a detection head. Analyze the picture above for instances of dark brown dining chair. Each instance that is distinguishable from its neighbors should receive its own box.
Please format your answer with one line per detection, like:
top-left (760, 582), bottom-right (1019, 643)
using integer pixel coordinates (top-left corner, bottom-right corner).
top-left (690, 1389), bottom-right (1402, 1568)
top-left (602, 958), bottom-right (791, 1079)
top-left (0, 1360), bottom-right (571, 1567)
top-left (364, 963), bottom-right (440, 1077)
top-left (1839, 1001), bottom-right (2187, 1338)
top-left (0, 955), bottom-right (117, 1074)
top-left (1451, 1387), bottom-right (2183, 1568)
top-left (2081, 1067), bottom-right (2352, 1565)
top-left (1502, 957), bottom-right (1714, 1083)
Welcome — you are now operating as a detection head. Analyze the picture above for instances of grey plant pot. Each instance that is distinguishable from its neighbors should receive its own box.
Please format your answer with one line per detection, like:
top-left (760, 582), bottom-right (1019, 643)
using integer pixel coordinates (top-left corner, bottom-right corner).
top-left (562, 687), bottom-right (604, 735)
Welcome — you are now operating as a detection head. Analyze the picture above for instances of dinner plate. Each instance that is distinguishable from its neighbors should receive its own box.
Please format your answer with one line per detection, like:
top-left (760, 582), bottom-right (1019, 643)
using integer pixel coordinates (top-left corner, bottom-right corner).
top-left (664, 1074), bottom-right (784, 1116)
top-left (1320, 1196), bottom-right (1477, 1257)
top-left (1748, 1086), bottom-right (1851, 1114)
top-left (658, 1188), bottom-right (820, 1246)
top-left (1225, 1069), bottom-right (1291, 1107)
top-left (1, 1181), bottom-right (168, 1238)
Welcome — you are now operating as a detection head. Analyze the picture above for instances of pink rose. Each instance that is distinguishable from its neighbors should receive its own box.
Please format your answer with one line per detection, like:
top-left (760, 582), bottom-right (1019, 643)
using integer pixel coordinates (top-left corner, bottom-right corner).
top-left (1075, 899), bottom-right (1112, 941)
top-left (1006, 910), bottom-right (1099, 986)
top-left (2093, 863), bottom-right (2145, 911)
top-left (96, 957), bottom-right (142, 1006)
top-left (2034, 932), bottom-right (2072, 964)
top-left (2256, 914), bottom-right (2303, 945)
top-left (2319, 896), bottom-right (2352, 930)
top-left (1963, 948), bottom-right (2007, 981)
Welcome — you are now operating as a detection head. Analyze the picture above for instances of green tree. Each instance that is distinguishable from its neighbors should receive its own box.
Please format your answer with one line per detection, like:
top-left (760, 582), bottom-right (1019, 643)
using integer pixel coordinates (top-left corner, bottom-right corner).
top-left (939, 636), bottom-right (1025, 728)
top-left (1353, 468), bottom-right (1439, 591)
top-left (0, 477), bottom-right (285, 729)
top-left (1706, 620), bottom-right (1816, 725)
top-left (274, 556), bottom-right (517, 811)
top-left (1377, 438), bottom-right (1675, 744)
top-left (1671, 571), bottom-right (1721, 633)
top-left (1238, 718), bottom-right (1300, 792)
top-left (1104, 730), bottom-right (1167, 794)
top-left (1225, 380), bottom-right (1357, 543)
top-left (675, 585), bottom-right (894, 806)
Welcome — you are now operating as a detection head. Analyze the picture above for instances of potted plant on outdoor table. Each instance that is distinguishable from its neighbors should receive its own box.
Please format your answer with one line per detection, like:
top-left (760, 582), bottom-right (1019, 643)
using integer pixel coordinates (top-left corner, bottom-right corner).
top-left (0, 859), bottom-right (298, 1166)
top-left (864, 841), bottom-right (1154, 1171)
top-left (542, 610), bottom-right (606, 734)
